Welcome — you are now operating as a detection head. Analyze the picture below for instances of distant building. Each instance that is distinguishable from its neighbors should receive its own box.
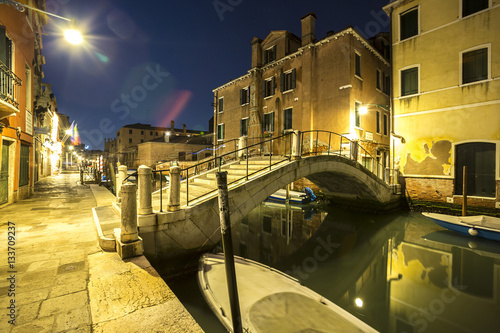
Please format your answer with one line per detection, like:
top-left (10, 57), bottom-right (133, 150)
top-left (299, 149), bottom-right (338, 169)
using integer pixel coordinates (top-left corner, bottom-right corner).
top-left (105, 121), bottom-right (205, 168)
top-left (384, 0), bottom-right (500, 209)
top-left (212, 13), bottom-right (391, 176)
top-left (0, 0), bottom-right (47, 204)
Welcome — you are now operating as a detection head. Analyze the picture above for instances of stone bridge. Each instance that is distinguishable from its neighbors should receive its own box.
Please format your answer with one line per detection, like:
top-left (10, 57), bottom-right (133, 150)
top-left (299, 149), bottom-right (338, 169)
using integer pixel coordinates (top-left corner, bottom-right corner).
top-left (137, 154), bottom-right (403, 266)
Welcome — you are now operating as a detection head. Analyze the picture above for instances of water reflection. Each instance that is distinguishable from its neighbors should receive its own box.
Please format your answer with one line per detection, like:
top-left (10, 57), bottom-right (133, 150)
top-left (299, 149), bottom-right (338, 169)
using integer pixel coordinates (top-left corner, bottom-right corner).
top-left (168, 201), bottom-right (500, 333)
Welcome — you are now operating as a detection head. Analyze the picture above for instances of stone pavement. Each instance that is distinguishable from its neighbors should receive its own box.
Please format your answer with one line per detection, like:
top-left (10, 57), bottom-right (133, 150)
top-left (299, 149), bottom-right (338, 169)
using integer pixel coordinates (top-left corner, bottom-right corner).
top-left (0, 172), bottom-right (203, 332)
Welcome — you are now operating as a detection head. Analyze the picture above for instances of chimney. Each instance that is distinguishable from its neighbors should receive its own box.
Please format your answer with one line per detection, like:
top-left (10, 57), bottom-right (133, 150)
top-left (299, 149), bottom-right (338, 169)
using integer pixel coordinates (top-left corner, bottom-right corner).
top-left (251, 37), bottom-right (263, 68)
top-left (170, 120), bottom-right (174, 133)
top-left (183, 124), bottom-right (186, 135)
top-left (301, 13), bottom-right (316, 46)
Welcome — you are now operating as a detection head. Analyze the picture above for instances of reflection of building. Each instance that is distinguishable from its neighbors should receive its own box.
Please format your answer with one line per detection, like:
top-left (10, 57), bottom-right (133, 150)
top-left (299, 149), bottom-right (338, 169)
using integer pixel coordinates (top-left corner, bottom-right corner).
top-left (388, 225), bottom-right (500, 333)
top-left (384, 1), bottom-right (500, 208)
top-left (105, 121), bottom-right (205, 168)
top-left (0, 1), bottom-right (47, 204)
top-left (213, 13), bottom-right (391, 170)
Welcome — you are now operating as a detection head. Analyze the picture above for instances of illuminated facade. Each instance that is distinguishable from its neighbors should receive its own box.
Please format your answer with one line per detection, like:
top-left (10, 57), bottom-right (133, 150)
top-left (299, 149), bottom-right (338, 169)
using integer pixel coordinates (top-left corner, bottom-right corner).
top-left (213, 13), bottom-right (391, 173)
top-left (384, 0), bottom-right (500, 209)
top-left (0, 0), bottom-right (47, 204)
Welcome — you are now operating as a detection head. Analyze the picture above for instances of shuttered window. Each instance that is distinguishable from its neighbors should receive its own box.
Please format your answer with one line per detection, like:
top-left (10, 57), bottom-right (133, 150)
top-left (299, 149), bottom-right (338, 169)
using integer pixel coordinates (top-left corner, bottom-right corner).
top-left (401, 67), bottom-right (418, 96)
top-left (240, 118), bottom-right (249, 136)
top-left (262, 112), bottom-right (274, 133)
top-left (262, 77), bottom-right (276, 98)
top-left (400, 7), bottom-right (418, 40)
top-left (19, 144), bottom-right (30, 186)
top-left (280, 69), bottom-right (296, 92)
top-left (284, 108), bottom-right (293, 130)
top-left (264, 45), bottom-right (276, 64)
top-left (240, 87), bottom-right (250, 105)
top-left (462, 48), bottom-right (488, 84)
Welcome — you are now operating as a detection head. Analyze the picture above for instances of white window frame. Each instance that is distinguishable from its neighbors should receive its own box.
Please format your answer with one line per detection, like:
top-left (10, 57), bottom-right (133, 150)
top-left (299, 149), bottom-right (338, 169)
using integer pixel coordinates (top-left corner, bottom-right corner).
top-left (217, 123), bottom-right (225, 141)
top-left (399, 6), bottom-right (420, 42)
top-left (459, 43), bottom-right (491, 86)
top-left (240, 87), bottom-right (250, 106)
top-left (399, 64), bottom-right (420, 98)
top-left (460, 0), bottom-right (491, 19)
top-left (263, 78), bottom-right (274, 99)
top-left (262, 111), bottom-right (274, 133)
top-left (354, 51), bottom-right (362, 79)
top-left (283, 108), bottom-right (293, 131)
top-left (218, 97), bottom-right (224, 113)
top-left (240, 117), bottom-right (249, 137)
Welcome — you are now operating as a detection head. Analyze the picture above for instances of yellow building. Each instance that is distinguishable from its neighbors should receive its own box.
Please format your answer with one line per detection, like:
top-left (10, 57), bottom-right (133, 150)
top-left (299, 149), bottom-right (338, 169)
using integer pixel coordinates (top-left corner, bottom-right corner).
top-left (384, 0), bottom-right (500, 209)
top-left (213, 13), bottom-right (391, 176)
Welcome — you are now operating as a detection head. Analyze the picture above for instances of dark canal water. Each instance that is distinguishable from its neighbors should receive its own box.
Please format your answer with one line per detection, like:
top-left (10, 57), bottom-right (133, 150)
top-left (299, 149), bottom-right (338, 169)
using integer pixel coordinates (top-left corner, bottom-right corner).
top-left (168, 201), bottom-right (500, 333)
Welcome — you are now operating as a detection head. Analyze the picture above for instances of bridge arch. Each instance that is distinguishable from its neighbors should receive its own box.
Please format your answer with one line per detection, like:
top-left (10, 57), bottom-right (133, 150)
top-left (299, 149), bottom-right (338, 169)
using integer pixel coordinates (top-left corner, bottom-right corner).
top-left (144, 155), bottom-right (402, 266)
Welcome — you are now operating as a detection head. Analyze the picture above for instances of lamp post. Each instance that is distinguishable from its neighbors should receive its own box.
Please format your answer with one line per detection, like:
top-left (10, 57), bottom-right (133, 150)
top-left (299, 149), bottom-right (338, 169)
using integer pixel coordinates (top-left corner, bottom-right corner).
top-left (1, 0), bottom-right (83, 44)
top-left (359, 103), bottom-right (405, 186)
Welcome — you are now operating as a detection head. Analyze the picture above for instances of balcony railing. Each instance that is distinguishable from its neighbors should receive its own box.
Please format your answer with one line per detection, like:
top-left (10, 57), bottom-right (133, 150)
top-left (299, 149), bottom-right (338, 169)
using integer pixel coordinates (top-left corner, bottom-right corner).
top-left (0, 60), bottom-right (22, 111)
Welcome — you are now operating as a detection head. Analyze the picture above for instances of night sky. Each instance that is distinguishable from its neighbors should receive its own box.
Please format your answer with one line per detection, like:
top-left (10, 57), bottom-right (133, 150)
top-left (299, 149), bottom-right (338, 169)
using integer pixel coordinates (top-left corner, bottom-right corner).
top-left (41, 0), bottom-right (390, 150)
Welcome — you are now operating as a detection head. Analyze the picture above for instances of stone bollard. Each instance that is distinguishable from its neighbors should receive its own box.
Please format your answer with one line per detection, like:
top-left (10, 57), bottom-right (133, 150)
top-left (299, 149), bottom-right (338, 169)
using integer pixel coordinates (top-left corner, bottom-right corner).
top-left (292, 130), bottom-right (301, 160)
top-left (167, 165), bottom-right (181, 211)
top-left (116, 165), bottom-right (127, 202)
top-left (238, 136), bottom-right (246, 160)
top-left (120, 183), bottom-right (139, 243)
top-left (138, 165), bottom-right (153, 215)
top-left (115, 182), bottom-right (143, 259)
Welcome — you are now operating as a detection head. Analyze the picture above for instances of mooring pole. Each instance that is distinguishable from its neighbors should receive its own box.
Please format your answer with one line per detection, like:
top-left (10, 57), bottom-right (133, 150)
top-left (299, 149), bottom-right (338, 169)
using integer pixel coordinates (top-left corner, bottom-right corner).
top-left (216, 171), bottom-right (243, 333)
top-left (462, 166), bottom-right (467, 216)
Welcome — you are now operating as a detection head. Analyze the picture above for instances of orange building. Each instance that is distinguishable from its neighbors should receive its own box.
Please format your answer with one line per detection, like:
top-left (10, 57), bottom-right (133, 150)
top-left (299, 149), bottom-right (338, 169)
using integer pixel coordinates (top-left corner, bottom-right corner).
top-left (0, 0), bottom-right (46, 204)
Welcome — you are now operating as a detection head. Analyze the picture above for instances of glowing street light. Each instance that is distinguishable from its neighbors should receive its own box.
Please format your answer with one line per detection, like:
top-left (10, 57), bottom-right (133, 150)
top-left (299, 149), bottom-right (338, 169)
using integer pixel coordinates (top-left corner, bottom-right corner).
top-left (1, 0), bottom-right (83, 44)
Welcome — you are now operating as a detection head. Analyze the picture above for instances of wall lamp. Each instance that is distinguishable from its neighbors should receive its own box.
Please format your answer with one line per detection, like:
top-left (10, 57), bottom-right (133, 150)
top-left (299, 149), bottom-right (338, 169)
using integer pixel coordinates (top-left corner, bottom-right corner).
top-left (1, 0), bottom-right (83, 44)
top-left (359, 103), bottom-right (406, 143)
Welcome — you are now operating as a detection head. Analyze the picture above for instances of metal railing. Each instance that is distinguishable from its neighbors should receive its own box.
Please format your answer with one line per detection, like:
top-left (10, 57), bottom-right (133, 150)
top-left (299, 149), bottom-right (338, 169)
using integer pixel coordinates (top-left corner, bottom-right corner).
top-left (153, 130), bottom-right (391, 209)
top-left (0, 60), bottom-right (22, 110)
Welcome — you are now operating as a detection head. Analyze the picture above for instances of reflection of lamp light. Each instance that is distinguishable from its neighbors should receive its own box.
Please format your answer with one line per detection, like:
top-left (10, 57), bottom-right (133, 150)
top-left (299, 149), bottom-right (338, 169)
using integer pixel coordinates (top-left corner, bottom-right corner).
top-left (2, 0), bottom-right (83, 44)
top-left (359, 106), bottom-right (368, 115)
top-left (354, 298), bottom-right (364, 308)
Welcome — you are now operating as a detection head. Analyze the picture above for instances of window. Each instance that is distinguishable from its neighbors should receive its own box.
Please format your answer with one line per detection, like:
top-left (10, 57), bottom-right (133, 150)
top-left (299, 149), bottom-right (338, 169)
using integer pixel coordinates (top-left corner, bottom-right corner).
top-left (264, 45), bottom-right (276, 64)
top-left (262, 112), bottom-right (274, 133)
top-left (262, 77), bottom-right (275, 98)
top-left (0, 26), bottom-right (13, 70)
top-left (178, 152), bottom-right (186, 161)
top-left (280, 69), bottom-right (296, 92)
top-left (155, 131), bottom-right (158, 136)
top-left (383, 114), bottom-right (388, 136)
top-left (376, 69), bottom-right (381, 90)
top-left (117, 132), bottom-right (120, 136)
top-left (401, 67), bottom-right (418, 96)
top-left (150, 131), bottom-right (153, 135)
top-left (240, 87), bottom-right (250, 105)
top-left (240, 118), bottom-right (249, 136)
top-left (129, 138), bottom-right (132, 143)
top-left (355, 102), bottom-right (361, 128)
top-left (218, 97), bottom-right (224, 113)
top-left (217, 123), bottom-right (224, 140)
top-left (376, 111), bottom-right (381, 133)
top-left (455, 142), bottom-right (495, 197)
top-left (400, 7), bottom-right (418, 40)
top-left (25, 65), bottom-right (31, 111)
top-left (462, 47), bottom-right (488, 84)
top-left (19, 144), bottom-right (29, 186)
top-left (284, 108), bottom-right (293, 130)
top-left (129, 129), bottom-right (132, 134)
top-left (383, 72), bottom-right (391, 95)
top-left (355, 53), bottom-right (361, 77)
top-left (463, 0), bottom-right (489, 17)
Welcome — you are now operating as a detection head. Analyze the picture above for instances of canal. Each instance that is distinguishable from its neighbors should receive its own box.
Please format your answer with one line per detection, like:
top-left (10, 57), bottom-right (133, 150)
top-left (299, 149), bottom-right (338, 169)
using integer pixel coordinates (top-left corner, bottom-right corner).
top-left (168, 200), bottom-right (500, 333)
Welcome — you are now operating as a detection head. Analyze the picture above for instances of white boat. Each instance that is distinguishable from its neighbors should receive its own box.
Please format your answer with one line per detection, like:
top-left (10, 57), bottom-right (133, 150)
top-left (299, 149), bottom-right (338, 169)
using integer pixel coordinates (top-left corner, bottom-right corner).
top-left (422, 212), bottom-right (500, 242)
top-left (198, 253), bottom-right (378, 333)
top-left (267, 188), bottom-right (310, 204)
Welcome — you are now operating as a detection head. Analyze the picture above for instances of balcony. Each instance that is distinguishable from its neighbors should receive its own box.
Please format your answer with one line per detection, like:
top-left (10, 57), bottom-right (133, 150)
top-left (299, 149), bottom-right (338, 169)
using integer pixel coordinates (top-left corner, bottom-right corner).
top-left (0, 60), bottom-right (22, 119)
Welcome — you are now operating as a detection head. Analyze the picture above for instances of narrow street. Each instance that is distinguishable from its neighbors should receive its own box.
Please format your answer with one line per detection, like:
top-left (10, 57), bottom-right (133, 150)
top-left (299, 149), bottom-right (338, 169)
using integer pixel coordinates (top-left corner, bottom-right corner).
top-left (0, 172), bottom-right (100, 332)
top-left (0, 172), bottom-right (202, 332)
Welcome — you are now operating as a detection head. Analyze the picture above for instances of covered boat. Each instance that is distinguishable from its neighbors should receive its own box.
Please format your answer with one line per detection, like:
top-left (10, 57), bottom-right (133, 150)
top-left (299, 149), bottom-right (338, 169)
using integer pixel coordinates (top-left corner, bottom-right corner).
top-left (422, 212), bottom-right (500, 242)
top-left (268, 188), bottom-right (310, 204)
top-left (198, 253), bottom-right (378, 332)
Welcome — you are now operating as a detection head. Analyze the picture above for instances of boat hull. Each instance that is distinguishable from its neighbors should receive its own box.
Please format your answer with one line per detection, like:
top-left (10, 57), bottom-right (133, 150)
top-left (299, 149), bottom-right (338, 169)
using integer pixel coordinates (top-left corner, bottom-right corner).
top-left (422, 213), bottom-right (500, 242)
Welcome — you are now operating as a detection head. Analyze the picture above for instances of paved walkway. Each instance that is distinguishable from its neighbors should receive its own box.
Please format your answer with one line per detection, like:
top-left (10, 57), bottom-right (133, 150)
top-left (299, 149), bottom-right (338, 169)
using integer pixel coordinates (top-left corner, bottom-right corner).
top-left (0, 173), bottom-right (203, 332)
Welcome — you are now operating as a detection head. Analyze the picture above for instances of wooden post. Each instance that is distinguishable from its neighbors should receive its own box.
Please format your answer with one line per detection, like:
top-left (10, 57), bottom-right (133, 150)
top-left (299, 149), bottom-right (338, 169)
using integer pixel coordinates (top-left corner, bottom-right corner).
top-left (462, 166), bottom-right (467, 216)
top-left (216, 172), bottom-right (243, 333)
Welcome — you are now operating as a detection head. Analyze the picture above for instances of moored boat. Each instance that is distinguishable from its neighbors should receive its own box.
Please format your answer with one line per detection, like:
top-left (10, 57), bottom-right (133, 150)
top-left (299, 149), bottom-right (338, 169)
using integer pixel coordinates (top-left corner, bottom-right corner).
top-left (198, 253), bottom-right (378, 332)
top-left (422, 212), bottom-right (500, 242)
top-left (268, 188), bottom-right (310, 204)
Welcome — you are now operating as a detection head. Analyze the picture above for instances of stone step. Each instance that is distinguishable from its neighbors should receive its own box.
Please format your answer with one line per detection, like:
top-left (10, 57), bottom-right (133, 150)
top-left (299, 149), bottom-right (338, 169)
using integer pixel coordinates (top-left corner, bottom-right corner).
top-left (192, 177), bottom-right (215, 185)
top-left (228, 164), bottom-right (265, 170)
top-left (206, 173), bottom-right (242, 180)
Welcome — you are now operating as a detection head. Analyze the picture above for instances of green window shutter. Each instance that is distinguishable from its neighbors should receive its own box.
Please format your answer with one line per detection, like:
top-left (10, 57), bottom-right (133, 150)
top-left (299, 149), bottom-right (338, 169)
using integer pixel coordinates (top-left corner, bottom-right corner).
top-left (19, 144), bottom-right (30, 187)
top-left (0, 26), bottom-right (7, 65)
top-left (291, 69), bottom-right (296, 89)
top-left (280, 73), bottom-right (285, 92)
top-left (271, 77), bottom-right (276, 95)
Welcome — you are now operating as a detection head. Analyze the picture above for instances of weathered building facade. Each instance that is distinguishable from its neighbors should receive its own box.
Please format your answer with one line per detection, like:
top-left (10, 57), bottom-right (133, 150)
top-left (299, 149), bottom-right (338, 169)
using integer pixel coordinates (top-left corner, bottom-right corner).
top-left (213, 13), bottom-right (391, 175)
top-left (384, 0), bottom-right (500, 209)
top-left (1, 0), bottom-right (47, 204)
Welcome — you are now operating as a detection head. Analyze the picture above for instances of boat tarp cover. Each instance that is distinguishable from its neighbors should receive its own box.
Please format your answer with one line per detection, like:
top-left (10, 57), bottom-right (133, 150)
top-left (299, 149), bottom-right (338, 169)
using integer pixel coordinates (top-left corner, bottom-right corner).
top-left (249, 291), bottom-right (365, 332)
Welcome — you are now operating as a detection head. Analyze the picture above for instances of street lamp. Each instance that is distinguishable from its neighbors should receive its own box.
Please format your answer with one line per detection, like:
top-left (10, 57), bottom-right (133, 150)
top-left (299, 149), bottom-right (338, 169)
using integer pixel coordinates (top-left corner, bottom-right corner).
top-left (1, 0), bottom-right (83, 44)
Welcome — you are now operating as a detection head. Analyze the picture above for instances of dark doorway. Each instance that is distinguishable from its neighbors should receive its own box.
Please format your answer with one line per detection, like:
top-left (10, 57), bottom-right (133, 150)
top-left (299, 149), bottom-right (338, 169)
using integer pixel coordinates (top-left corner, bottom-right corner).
top-left (455, 142), bottom-right (496, 197)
